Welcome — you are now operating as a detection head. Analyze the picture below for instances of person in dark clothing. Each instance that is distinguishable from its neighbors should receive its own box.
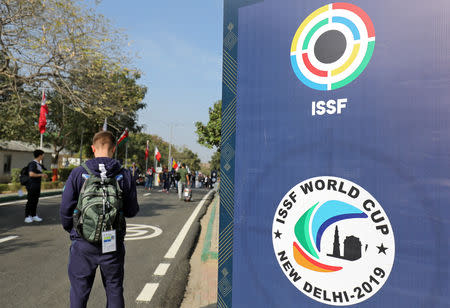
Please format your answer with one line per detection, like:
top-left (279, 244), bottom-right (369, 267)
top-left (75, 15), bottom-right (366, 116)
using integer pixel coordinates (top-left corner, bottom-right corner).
top-left (24, 149), bottom-right (48, 223)
top-left (162, 167), bottom-right (170, 193)
top-left (145, 166), bottom-right (155, 190)
top-left (60, 131), bottom-right (139, 308)
top-left (169, 169), bottom-right (177, 192)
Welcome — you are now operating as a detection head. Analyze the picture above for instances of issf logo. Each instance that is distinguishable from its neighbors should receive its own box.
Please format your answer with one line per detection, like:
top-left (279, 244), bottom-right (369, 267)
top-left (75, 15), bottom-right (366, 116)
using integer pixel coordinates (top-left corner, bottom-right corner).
top-left (272, 177), bottom-right (395, 305)
top-left (290, 3), bottom-right (375, 91)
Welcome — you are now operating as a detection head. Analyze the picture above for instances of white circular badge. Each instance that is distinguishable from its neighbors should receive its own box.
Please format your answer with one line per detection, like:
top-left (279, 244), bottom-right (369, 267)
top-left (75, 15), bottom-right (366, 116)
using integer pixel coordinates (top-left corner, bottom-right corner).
top-left (272, 176), bottom-right (395, 305)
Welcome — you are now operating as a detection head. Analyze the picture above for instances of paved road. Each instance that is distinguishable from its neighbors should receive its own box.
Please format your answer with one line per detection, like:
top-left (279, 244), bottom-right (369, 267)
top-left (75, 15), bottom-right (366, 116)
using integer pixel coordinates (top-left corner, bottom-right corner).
top-left (0, 186), bottom-right (214, 308)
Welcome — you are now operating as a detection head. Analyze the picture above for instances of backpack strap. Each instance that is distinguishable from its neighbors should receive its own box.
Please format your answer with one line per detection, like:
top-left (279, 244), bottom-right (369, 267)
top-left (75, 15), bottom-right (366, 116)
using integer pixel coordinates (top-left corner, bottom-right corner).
top-left (81, 162), bottom-right (95, 176)
top-left (114, 167), bottom-right (124, 196)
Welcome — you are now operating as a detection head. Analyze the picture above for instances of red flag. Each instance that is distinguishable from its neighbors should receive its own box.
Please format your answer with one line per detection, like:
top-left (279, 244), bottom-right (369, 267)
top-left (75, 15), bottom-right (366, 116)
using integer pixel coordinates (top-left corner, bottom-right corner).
top-left (155, 146), bottom-right (161, 162)
top-left (145, 140), bottom-right (149, 159)
top-left (38, 89), bottom-right (48, 134)
top-left (117, 128), bottom-right (129, 146)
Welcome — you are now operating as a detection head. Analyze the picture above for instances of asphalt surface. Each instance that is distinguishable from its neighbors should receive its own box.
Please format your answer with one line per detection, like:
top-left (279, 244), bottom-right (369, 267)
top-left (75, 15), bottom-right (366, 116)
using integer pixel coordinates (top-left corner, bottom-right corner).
top-left (0, 186), bottom-right (214, 308)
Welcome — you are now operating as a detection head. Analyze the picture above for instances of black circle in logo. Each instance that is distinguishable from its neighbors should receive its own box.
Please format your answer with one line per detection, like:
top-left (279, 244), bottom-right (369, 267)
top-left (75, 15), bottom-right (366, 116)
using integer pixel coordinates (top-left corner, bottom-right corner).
top-left (314, 30), bottom-right (347, 64)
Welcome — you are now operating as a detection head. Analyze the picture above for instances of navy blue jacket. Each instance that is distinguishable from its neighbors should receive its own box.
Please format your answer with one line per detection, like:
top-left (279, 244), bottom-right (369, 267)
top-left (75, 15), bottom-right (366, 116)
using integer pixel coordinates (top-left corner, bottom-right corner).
top-left (60, 157), bottom-right (139, 241)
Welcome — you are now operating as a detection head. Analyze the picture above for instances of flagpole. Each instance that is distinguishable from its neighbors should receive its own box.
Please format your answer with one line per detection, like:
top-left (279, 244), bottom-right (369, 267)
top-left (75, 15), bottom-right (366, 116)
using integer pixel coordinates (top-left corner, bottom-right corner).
top-left (125, 140), bottom-right (128, 169)
top-left (40, 133), bottom-right (43, 149)
top-left (145, 140), bottom-right (149, 171)
top-left (114, 133), bottom-right (118, 160)
top-left (168, 124), bottom-right (172, 171)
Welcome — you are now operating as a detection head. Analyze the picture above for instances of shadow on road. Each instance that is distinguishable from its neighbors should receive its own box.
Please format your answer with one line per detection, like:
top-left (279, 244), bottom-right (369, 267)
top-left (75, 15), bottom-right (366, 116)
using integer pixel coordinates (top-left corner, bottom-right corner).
top-left (0, 239), bottom-right (51, 255)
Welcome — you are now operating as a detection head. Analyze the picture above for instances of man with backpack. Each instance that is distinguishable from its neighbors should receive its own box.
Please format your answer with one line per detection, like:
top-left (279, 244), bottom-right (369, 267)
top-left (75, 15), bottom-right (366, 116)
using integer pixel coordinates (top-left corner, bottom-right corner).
top-left (177, 163), bottom-right (190, 200)
top-left (24, 149), bottom-right (48, 223)
top-left (60, 131), bottom-right (139, 308)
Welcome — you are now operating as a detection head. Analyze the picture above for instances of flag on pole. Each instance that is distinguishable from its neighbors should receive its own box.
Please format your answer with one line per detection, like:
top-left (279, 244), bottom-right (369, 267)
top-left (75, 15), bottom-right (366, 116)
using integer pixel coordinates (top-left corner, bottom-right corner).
top-left (145, 140), bottom-right (149, 159)
top-left (102, 117), bottom-right (108, 131)
top-left (172, 158), bottom-right (178, 170)
top-left (38, 89), bottom-right (49, 134)
top-left (155, 146), bottom-right (161, 162)
top-left (117, 128), bottom-right (129, 146)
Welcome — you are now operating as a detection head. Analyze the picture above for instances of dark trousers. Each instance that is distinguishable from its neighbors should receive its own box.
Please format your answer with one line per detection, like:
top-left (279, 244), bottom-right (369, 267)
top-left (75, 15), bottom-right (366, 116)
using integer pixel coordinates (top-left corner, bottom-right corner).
top-left (164, 179), bottom-right (170, 191)
top-left (68, 240), bottom-right (125, 308)
top-left (25, 183), bottom-right (40, 217)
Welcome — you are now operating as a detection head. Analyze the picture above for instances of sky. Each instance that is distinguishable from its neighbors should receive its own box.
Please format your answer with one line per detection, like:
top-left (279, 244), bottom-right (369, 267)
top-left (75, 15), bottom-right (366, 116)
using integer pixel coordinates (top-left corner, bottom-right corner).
top-left (95, 0), bottom-right (223, 163)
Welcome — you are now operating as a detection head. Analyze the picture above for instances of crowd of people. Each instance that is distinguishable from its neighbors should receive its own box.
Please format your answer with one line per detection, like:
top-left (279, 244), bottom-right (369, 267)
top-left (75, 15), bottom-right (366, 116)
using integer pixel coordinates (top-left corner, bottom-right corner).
top-left (140, 163), bottom-right (215, 197)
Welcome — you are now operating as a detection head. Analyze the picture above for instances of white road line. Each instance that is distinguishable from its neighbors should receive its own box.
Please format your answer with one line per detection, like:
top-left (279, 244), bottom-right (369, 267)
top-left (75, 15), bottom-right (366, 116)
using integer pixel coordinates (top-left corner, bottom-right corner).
top-left (135, 190), bottom-right (214, 304)
top-left (143, 193), bottom-right (152, 196)
top-left (0, 236), bottom-right (19, 243)
top-left (164, 189), bottom-right (214, 259)
top-left (0, 194), bottom-right (61, 207)
top-left (154, 263), bottom-right (170, 276)
top-left (136, 283), bottom-right (159, 303)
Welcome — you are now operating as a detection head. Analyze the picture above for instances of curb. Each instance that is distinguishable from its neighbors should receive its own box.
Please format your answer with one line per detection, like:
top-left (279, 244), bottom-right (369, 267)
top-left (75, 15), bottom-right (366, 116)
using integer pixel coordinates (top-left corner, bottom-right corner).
top-left (0, 190), bottom-right (63, 204)
top-left (201, 196), bottom-right (219, 261)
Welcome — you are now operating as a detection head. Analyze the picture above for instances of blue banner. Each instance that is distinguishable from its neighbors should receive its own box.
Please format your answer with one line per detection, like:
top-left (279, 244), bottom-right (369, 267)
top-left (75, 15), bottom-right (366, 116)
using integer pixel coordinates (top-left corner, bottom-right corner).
top-left (219, 0), bottom-right (450, 307)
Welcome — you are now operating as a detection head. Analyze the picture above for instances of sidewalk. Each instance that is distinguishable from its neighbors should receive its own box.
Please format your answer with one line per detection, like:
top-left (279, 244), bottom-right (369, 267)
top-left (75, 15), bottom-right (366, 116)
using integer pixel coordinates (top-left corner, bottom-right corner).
top-left (181, 192), bottom-right (219, 308)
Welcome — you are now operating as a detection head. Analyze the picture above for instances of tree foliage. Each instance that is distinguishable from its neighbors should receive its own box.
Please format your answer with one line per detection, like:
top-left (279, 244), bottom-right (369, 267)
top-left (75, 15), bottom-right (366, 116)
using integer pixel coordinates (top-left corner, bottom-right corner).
top-left (195, 100), bottom-right (221, 150)
top-left (209, 150), bottom-right (220, 173)
top-left (113, 132), bottom-right (201, 172)
top-left (0, 0), bottom-right (145, 144)
top-left (195, 100), bottom-right (222, 171)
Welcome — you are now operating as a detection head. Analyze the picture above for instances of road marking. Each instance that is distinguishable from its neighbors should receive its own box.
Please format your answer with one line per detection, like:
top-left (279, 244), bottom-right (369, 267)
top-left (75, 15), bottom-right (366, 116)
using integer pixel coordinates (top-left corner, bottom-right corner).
top-left (165, 189), bottom-right (214, 259)
top-left (0, 194), bottom-right (60, 207)
top-left (125, 224), bottom-right (162, 241)
top-left (135, 190), bottom-right (214, 305)
top-left (0, 236), bottom-right (19, 243)
top-left (154, 263), bottom-right (170, 276)
top-left (136, 283), bottom-right (159, 303)
top-left (143, 193), bottom-right (152, 196)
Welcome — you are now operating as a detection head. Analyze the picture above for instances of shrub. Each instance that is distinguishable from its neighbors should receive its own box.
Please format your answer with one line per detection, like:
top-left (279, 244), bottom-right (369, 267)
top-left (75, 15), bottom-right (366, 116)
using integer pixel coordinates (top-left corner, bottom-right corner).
top-left (11, 168), bottom-right (21, 183)
top-left (0, 184), bottom-right (9, 193)
top-left (41, 181), bottom-right (64, 190)
top-left (43, 170), bottom-right (53, 181)
top-left (59, 166), bottom-right (76, 182)
top-left (8, 183), bottom-right (22, 191)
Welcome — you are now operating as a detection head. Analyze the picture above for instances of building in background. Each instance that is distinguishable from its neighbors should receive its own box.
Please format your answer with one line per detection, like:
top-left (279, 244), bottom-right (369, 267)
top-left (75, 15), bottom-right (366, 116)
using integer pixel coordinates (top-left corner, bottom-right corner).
top-left (0, 140), bottom-right (70, 183)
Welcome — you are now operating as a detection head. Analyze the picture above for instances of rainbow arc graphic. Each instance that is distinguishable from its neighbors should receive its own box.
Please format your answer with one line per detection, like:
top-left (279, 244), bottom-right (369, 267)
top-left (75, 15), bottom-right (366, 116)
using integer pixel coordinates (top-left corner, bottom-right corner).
top-left (293, 200), bottom-right (368, 272)
top-left (290, 3), bottom-right (375, 91)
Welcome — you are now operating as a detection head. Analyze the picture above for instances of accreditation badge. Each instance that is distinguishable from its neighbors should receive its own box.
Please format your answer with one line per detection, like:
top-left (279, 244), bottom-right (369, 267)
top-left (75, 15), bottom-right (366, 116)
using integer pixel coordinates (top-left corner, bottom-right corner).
top-left (102, 230), bottom-right (117, 254)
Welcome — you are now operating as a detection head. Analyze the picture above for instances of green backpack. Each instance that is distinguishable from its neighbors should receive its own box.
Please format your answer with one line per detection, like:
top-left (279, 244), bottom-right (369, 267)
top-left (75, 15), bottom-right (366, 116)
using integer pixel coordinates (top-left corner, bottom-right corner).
top-left (73, 162), bottom-right (126, 244)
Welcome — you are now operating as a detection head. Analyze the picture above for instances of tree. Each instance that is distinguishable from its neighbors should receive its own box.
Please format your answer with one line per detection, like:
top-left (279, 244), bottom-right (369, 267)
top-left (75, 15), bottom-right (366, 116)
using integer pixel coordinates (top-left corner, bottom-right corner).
top-left (0, 0), bottom-right (141, 142)
top-left (195, 100), bottom-right (221, 150)
top-left (175, 147), bottom-right (201, 171)
top-left (195, 100), bottom-right (222, 171)
top-left (209, 150), bottom-right (220, 173)
top-left (113, 132), bottom-right (202, 172)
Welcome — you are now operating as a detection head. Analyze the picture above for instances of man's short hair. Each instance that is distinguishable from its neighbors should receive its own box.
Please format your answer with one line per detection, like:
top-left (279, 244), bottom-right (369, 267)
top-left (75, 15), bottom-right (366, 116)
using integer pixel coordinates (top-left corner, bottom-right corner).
top-left (92, 131), bottom-right (115, 150)
top-left (33, 149), bottom-right (44, 158)
top-left (182, 163), bottom-right (186, 168)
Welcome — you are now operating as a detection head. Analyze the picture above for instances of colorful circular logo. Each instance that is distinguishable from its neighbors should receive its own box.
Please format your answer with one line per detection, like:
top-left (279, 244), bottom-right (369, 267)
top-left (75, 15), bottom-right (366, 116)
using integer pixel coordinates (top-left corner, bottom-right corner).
top-left (272, 176), bottom-right (395, 305)
top-left (290, 3), bottom-right (375, 91)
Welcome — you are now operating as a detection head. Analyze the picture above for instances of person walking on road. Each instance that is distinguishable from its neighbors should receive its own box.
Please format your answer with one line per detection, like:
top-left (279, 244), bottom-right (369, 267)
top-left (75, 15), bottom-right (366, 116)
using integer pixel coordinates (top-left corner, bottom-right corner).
top-left (145, 166), bottom-right (155, 191)
top-left (177, 163), bottom-right (189, 200)
top-left (24, 149), bottom-right (48, 223)
top-left (60, 131), bottom-right (139, 308)
top-left (162, 166), bottom-right (170, 193)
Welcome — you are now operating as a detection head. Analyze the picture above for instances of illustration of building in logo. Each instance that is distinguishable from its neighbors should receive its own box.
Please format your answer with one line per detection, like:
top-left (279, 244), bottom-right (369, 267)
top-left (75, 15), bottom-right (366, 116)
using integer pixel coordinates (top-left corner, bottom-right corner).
top-left (290, 3), bottom-right (375, 91)
top-left (272, 177), bottom-right (395, 305)
top-left (292, 200), bottom-right (368, 273)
